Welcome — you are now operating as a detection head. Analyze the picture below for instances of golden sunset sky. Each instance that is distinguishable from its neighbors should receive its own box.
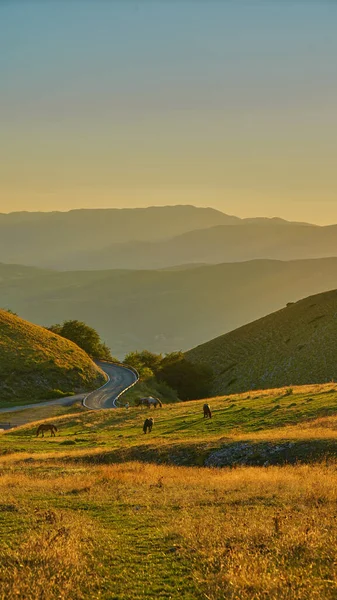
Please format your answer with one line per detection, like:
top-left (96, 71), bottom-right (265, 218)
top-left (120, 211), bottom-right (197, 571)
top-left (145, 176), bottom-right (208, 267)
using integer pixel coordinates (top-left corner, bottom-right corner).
top-left (1, 1), bottom-right (337, 223)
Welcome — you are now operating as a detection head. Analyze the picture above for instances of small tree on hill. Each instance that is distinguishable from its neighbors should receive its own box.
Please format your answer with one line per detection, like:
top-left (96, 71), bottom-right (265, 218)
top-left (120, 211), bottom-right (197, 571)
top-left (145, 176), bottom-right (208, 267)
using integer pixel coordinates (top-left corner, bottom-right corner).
top-left (47, 320), bottom-right (112, 361)
top-left (123, 350), bottom-right (162, 378)
top-left (123, 351), bottom-right (160, 380)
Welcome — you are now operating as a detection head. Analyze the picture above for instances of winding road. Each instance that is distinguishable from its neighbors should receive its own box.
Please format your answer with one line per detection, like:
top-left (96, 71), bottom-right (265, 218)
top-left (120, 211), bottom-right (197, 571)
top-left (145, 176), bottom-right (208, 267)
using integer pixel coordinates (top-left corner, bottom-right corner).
top-left (83, 362), bottom-right (138, 410)
top-left (0, 362), bottom-right (138, 416)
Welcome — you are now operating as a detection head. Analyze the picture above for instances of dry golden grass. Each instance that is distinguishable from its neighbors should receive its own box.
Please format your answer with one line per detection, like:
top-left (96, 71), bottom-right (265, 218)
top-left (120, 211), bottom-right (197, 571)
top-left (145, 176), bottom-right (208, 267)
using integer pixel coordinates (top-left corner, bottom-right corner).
top-left (0, 507), bottom-right (102, 600)
top-left (1, 457), bottom-right (337, 598)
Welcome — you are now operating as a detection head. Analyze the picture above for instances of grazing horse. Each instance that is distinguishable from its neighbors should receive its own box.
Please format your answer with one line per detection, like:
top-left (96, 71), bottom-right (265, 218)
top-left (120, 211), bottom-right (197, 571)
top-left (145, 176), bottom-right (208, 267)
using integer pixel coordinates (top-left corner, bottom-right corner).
top-left (143, 417), bottom-right (154, 434)
top-left (136, 397), bottom-right (162, 409)
top-left (203, 404), bottom-right (212, 419)
top-left (36, 423), bottom-right (58, 437)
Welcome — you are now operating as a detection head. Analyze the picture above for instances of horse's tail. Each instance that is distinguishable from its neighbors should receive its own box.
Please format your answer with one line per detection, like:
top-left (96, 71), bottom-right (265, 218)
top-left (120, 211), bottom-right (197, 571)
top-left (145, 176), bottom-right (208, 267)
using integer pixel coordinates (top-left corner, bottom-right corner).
top-left (53, 425), bottom-right (58, 432)
top-left (208, 408), bottom-right (212, 418)
top-left (36, 425), bottom-right (41, 436)
top-left (143, 420), bottom-right (148, 434)
top-left (157, 398), bottom-right (162, 407)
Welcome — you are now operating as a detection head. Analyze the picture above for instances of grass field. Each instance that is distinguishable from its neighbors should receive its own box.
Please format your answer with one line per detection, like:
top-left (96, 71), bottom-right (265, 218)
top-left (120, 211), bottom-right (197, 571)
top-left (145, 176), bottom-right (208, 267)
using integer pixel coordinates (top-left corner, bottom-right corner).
top-left (2, 383), bottom-right (337, 599)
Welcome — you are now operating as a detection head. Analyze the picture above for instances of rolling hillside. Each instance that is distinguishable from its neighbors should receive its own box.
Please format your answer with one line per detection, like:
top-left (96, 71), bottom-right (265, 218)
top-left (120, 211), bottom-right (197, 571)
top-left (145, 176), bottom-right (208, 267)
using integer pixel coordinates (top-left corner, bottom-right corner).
top-left (186, 289), bottom-right (337, 395)
top-left (1, 258), bottom-right (337, 356)
top-left (0, 309), bottom-right (106, 406)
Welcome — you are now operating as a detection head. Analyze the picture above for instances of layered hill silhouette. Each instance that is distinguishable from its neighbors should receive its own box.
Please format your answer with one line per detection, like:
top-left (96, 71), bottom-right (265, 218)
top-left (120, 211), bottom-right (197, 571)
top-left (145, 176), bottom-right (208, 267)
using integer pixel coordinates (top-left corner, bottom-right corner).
top-left (1, 258), bottom-right (337, 356)
top-left (0, 205), bottom-right (317, 270)
top-left (187, 289), bottom-right (337, 395)
top-left (0, 205), bottom-right (234, 268)
top-left (0, 309), bottom-right (106, 405)
top-left (73, 221), bottom-right (337, 270)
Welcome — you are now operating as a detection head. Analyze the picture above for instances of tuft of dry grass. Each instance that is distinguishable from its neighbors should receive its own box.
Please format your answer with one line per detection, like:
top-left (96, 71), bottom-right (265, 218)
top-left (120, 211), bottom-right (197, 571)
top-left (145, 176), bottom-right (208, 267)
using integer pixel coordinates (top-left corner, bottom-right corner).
top-left (0, 508), bottom-right (101, 600)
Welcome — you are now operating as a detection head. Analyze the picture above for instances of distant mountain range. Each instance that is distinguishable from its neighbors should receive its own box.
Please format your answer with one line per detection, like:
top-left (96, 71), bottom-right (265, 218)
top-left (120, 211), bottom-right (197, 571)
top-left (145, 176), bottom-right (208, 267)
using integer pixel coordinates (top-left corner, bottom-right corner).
top-left (187, 289), bottom-right (337, 395)
top-left (71, 221), bottom-right (337, 270)
top-left (0, 205), bottom-right (318, 270)
top-left (1, 257), bottom-right (337, 357)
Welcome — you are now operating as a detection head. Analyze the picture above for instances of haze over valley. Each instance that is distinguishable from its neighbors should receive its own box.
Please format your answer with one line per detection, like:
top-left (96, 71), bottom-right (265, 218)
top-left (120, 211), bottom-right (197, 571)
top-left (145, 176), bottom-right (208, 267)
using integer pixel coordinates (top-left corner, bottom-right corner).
top-left (1, 253), bottom-right (337, 357)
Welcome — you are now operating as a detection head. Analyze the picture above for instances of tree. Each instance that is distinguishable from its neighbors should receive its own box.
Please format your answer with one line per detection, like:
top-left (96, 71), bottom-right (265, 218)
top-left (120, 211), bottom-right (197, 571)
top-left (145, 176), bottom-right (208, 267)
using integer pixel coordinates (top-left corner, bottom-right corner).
top-left (123, 351), bottom-right (157, 380)
top-left (123, 350), bottom-right (162, 376)
top-left (47, 320), bottom-right (112, 361)
top-left (157, 352), bottom-right (214, 400)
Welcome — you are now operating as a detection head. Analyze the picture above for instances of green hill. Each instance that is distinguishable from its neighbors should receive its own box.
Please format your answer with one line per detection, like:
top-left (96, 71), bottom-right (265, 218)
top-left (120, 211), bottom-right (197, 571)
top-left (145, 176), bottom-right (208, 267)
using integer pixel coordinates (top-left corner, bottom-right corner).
top-left (186, 289), bottom-right (337, 395)
top-left (0, 309), bottom-right (106, 406)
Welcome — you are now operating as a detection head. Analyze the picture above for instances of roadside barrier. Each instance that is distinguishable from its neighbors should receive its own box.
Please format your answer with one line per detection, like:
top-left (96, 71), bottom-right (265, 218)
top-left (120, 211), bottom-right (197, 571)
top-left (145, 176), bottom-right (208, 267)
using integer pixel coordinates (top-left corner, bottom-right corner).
top-left (82, 361), bottom-right (139, 410)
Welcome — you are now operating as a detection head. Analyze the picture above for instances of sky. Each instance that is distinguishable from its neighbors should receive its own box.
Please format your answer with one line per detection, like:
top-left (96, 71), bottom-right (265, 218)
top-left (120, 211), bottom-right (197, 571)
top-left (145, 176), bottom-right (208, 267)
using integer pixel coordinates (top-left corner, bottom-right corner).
top-left (1, 0), bottom-right (337, 224)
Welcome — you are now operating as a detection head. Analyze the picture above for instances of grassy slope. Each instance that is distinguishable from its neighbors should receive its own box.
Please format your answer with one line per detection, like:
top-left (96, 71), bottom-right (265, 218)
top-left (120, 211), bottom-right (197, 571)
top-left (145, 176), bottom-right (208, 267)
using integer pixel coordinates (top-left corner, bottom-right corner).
top-left (0, 309), bottom-right (105, 407)
top-left (2, 258), bottom-right (337, 356)
top-left (187, 288), bottom-right (337, 395)
top-left (2, 385), bottom-right (337, 598)
top-left (2, 381), bottom-right (337, 464)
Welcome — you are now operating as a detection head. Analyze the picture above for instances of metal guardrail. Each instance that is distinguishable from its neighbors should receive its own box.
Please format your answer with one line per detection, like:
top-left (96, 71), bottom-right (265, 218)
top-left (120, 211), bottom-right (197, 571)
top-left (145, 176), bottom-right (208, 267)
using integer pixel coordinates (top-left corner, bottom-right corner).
top-left (113, 363), bottom-right (139, 408)
top-left (82, 361), bottom-right (139, 410)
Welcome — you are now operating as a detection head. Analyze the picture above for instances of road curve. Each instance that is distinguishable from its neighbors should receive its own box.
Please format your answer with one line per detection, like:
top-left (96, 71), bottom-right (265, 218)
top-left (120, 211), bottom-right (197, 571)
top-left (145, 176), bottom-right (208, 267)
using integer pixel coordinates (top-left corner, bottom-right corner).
top-left (83, 362), bottom-right (138, 410)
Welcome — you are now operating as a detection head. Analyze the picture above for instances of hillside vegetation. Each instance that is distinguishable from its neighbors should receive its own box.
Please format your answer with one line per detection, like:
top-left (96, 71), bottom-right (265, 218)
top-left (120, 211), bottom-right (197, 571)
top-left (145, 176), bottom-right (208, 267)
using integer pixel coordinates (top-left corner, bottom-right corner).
top-left (0, 310), bottom-right (106, 407)
top-left (187, 289), bottom-right (337, 395)
top-left (2, 258), bottom-right (337, 355)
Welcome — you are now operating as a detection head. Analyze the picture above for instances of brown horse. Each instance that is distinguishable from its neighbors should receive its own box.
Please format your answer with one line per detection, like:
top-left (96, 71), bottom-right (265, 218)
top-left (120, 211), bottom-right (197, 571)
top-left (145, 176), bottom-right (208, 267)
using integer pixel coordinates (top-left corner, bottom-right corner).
top-left (203, 404), bottom-right (212, 419)
top-left (36, 423), bottom-right (58, 437)
top-left (143, 417), bottom-right (154, 434)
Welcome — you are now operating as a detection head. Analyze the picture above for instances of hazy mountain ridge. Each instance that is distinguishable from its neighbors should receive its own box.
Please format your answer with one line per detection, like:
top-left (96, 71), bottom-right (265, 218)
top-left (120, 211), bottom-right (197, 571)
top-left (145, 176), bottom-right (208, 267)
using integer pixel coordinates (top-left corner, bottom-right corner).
top-left (1, 257), bottom-right (337, 356)
top-left (0, 205), bottom-right (232, 267)
top-left (0, 205), bottom-right (316, 269)
top-left (186, 289), bottom-right (337, 395)
top-left (66, 222), bottom-right (337, 271)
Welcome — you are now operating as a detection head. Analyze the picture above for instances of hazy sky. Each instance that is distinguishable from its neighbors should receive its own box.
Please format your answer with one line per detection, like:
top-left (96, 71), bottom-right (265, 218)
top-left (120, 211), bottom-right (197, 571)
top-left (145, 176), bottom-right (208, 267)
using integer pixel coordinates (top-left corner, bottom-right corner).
top-left (1, 1), bottom-right (337, 223)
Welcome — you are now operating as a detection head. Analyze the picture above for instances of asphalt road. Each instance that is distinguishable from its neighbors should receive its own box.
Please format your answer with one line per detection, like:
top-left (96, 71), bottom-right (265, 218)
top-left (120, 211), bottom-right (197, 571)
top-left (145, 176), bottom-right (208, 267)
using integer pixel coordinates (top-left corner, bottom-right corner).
top-left (83, 362), bottom-right (138, 410)
top-left (0, 362), bottom-right (138, 415)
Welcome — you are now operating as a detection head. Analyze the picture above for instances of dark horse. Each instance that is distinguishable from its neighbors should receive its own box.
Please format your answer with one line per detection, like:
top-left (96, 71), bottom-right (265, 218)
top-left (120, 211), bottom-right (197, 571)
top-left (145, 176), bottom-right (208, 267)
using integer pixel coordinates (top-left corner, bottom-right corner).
top-left (143, 417), bottom-right (154, 434)
top-left (203, 404), bottom-right (212, 419)
top-left (36, 423), bottom-right (58, 437)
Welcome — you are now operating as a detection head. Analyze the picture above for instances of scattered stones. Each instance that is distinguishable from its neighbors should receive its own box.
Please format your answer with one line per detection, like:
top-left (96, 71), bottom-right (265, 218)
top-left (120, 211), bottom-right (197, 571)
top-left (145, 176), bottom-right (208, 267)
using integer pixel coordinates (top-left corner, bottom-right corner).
top-left (205, 441), bottom-right (297, 467)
